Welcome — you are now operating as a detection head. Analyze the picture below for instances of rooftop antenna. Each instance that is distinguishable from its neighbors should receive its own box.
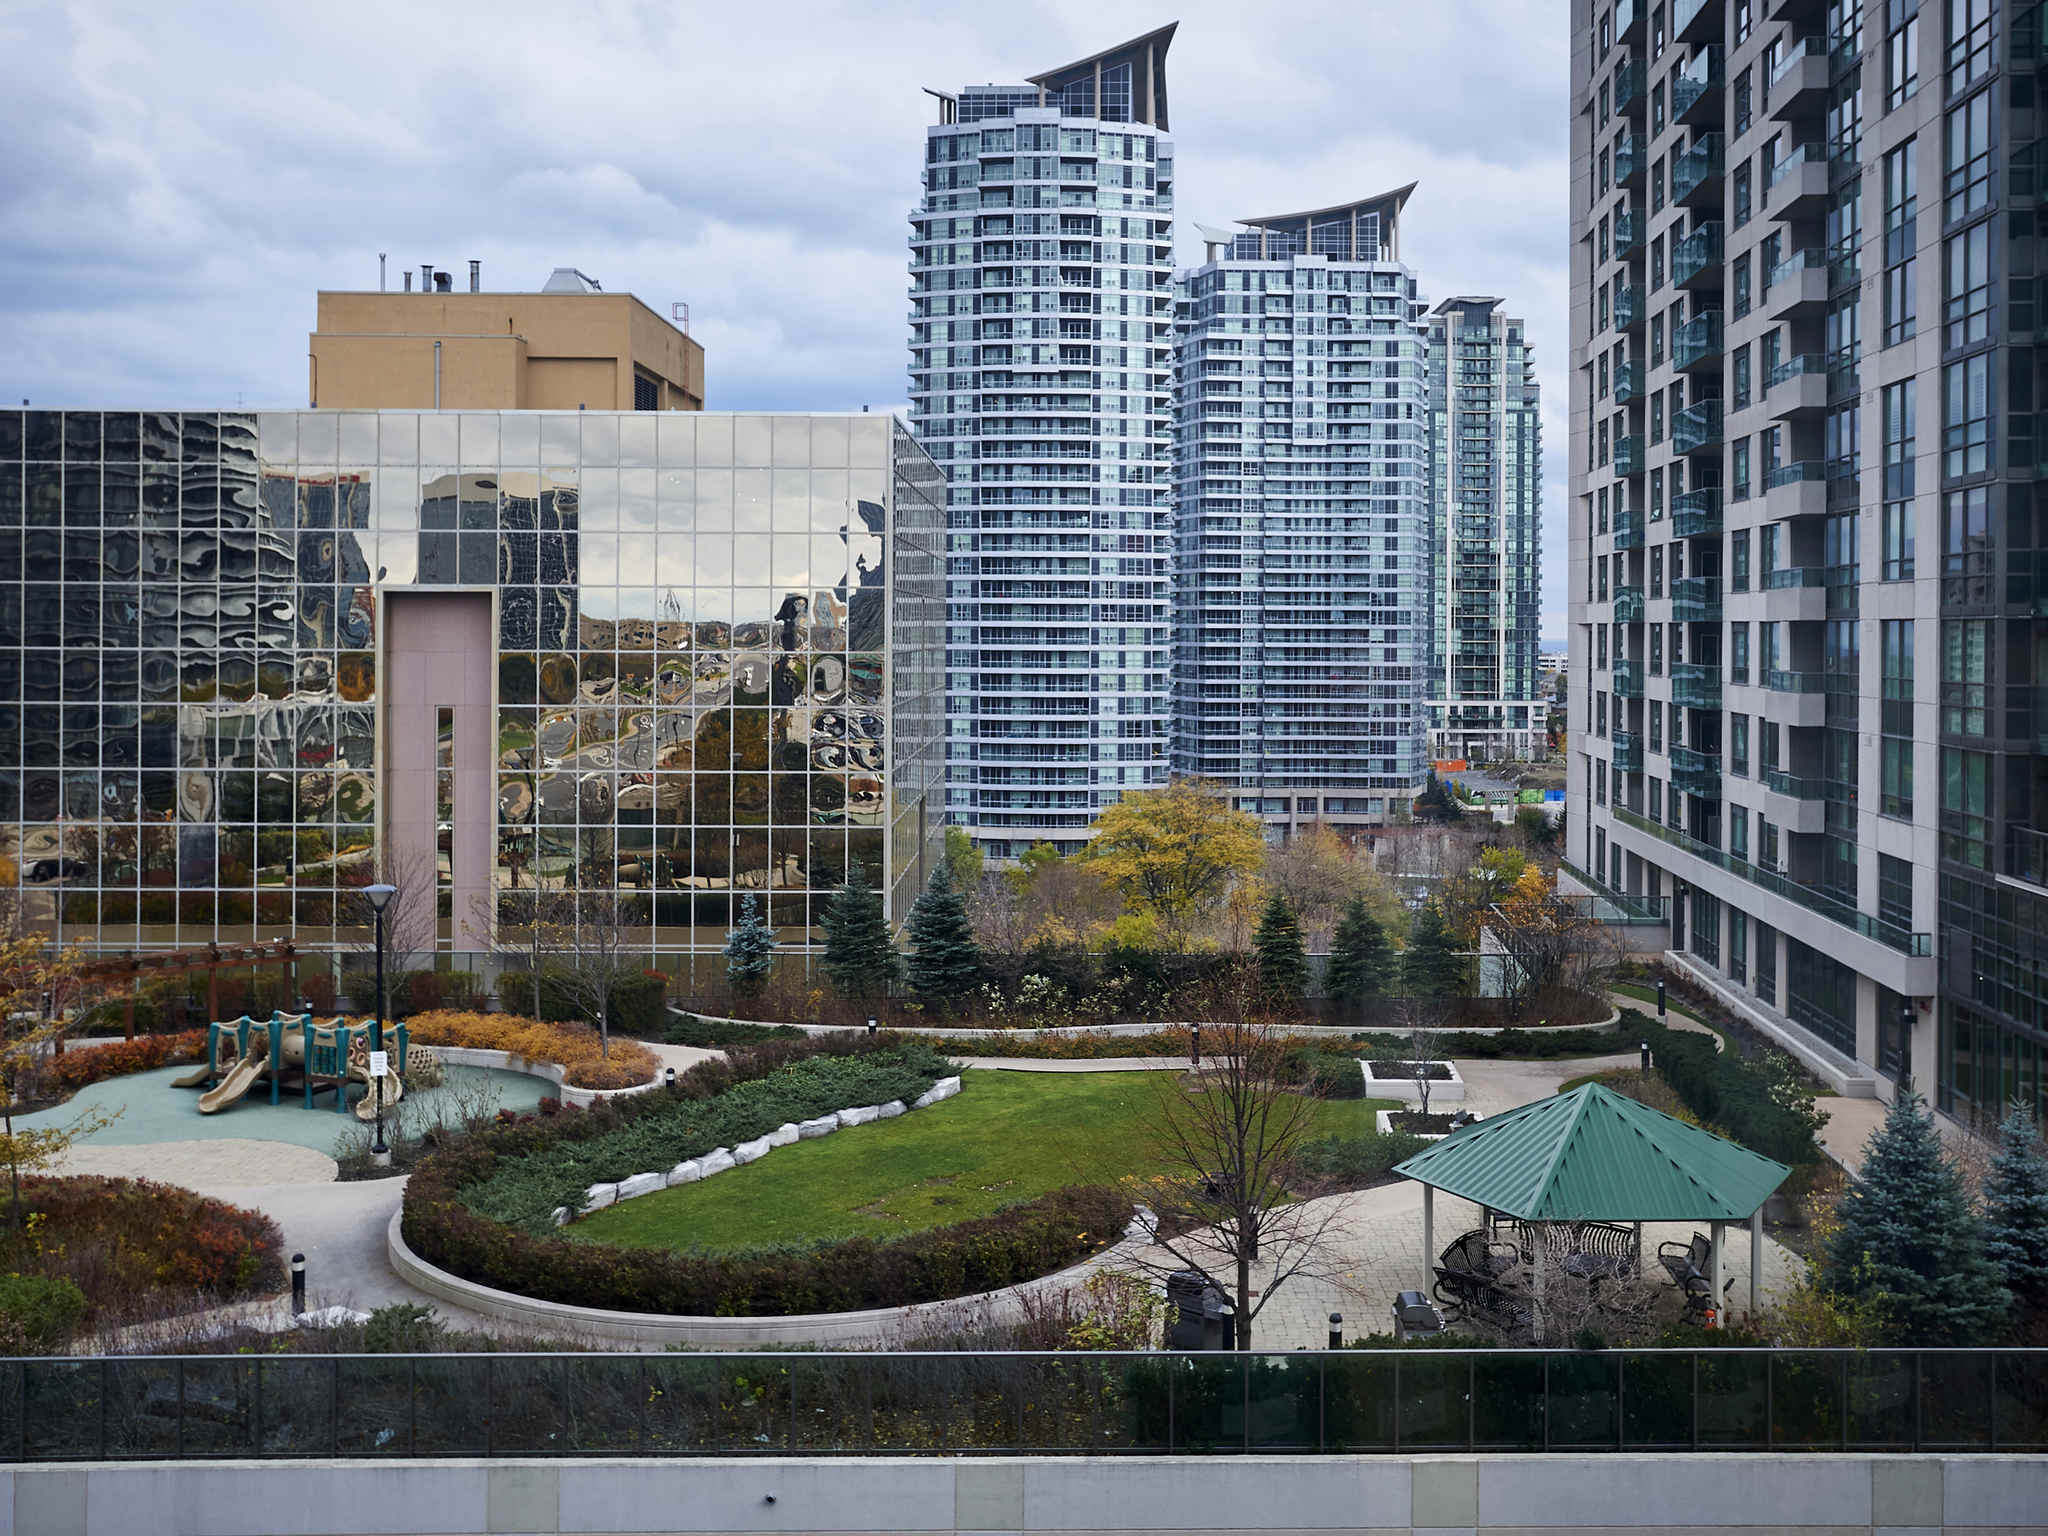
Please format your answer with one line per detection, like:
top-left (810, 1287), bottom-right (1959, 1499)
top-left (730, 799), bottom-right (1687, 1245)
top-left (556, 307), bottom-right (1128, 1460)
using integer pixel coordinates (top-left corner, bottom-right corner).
top-left (379, 253), bottom-right (387, 291)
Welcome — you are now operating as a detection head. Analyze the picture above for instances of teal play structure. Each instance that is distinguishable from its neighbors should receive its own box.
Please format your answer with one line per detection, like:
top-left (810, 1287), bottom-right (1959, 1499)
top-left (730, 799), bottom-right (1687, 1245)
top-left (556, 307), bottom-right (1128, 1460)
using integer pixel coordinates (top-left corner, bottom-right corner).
top-left (170, 1012), bottom-right (410, 1118)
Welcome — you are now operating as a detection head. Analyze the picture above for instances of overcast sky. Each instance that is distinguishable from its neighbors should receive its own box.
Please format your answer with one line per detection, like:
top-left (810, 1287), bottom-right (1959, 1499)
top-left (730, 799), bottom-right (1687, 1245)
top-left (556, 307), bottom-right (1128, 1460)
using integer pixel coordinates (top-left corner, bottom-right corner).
top-left (0, 0), bottom-right (1571, 638)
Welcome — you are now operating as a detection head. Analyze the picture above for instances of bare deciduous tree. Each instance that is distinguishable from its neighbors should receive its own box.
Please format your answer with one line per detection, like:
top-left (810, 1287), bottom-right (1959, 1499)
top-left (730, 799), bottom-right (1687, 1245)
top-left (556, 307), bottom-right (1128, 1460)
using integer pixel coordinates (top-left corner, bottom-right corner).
top-left (1397, 997), bottom-right (1452, 1120)
top-left (1130, 969), bottom-right (1352, 1349)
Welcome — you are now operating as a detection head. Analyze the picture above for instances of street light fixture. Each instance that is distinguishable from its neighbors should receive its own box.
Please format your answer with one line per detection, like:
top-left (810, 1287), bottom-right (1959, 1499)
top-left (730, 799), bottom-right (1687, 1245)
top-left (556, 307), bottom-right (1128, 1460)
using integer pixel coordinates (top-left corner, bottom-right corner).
top-left (364, 883), bottom-right (398, 1165)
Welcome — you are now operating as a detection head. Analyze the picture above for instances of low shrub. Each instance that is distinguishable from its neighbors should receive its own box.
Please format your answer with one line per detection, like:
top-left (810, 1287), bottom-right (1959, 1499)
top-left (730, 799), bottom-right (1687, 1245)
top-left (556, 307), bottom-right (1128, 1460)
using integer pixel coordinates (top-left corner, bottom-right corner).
top-left (1624, 1010), bottom-right (1825, 1166)
top-left (1286, 1048), bottom-right (1366, 1099)
top-left (661, 1014), bottom-right (809, 1049)
top-left (391, 969), bottom-right (484, 1015)
top-left (455, 1042), bottom-right (954, 1231)
top-left (1293, 1131), bottom-right (1431, 1187)
top-left (0, 1273), bottom-right (87, 1353)
top-left (494, 969), bottom-right (669, 1036)
top-left (1365, 1060), bottom-right (1454, 1080)
top-left (45, 1030), bottom-right (208, 1095)
top-left (926, 1024), bottom-right (1636, 1064)
top-left (400, 1011), bottom-right (659, 1091)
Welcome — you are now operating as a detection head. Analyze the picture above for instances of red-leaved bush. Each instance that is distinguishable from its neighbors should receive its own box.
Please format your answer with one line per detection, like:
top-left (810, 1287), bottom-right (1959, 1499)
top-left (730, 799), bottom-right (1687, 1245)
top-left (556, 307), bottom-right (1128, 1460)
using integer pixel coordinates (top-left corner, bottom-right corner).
top-left (46, 1031), bottom-right (208, 1093)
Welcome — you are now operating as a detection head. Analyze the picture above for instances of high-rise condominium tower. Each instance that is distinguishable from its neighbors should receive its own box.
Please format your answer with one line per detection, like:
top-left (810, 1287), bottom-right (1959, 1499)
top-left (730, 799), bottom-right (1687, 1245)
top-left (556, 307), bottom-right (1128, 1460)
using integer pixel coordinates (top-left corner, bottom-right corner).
top-left (1568, 0), bottom-right (2046, 1130)
top-left (1425, 297), bottom-right (1544, 763)
top-left (1171, 191), bottom-right (1433, 836)
top-left (910, 26), bottom-right (1177, 857)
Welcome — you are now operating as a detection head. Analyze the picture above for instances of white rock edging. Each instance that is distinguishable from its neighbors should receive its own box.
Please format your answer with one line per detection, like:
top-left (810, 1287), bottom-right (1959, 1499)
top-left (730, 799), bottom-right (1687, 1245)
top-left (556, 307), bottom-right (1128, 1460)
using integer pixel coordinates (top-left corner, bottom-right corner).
top-left (387, 1202), bottom-right (1160, 1348)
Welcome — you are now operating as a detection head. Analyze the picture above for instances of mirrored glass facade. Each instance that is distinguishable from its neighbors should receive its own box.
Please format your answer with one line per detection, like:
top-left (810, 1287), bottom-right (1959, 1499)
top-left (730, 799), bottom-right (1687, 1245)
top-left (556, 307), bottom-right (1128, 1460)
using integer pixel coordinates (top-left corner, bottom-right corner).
top-left (0, 409), bottom-right (945, 957)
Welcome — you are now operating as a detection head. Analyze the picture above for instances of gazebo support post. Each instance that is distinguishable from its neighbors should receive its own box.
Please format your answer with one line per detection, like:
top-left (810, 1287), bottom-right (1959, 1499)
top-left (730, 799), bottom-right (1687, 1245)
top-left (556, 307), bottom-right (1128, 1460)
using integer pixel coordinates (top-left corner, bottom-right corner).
top-left (1709, 1219), bottom-right (1725, 1329)
top-left (1531, 1239), bottom-right (1547, 1344)
top-left (1748, 1208), bottom-right (1763, 1321)
top-left (1421, 1185), bottom-right (1435, 1295)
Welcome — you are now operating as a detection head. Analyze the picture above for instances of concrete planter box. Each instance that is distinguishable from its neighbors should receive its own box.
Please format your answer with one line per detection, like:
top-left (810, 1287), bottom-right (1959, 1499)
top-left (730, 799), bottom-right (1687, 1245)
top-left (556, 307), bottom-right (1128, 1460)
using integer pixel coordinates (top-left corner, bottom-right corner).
top-left (429, 1045), bottom-right (658, 1108)
top-left (1359, 1059), bottom-right (1465, 1104)
top-left (1376, 1108), bottom-right (1453, 1142)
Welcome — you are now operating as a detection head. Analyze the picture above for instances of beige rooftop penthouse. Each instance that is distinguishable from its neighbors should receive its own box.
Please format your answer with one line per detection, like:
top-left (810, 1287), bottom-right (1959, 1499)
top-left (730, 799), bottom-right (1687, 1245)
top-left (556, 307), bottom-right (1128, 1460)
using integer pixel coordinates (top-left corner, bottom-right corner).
top-left (310, 264), bottom-right (705, 412)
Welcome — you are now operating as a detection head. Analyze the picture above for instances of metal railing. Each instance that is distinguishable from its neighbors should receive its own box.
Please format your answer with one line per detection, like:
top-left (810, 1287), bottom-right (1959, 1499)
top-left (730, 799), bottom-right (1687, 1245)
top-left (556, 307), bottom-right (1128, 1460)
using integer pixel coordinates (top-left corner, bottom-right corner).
top-left (1673, 221), bottom-right (1724, 286)
top-left (1672, 487), bottom-right (1724, 537)
top-left (1, 1350), bottom-right (2039, 1460)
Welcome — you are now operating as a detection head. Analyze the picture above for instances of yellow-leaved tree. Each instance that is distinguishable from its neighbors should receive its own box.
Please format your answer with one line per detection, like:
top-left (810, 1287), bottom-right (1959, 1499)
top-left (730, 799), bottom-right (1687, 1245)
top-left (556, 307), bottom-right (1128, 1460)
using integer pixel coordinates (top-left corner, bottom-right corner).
top-left (1079, 779), bottom-right (1264, 952)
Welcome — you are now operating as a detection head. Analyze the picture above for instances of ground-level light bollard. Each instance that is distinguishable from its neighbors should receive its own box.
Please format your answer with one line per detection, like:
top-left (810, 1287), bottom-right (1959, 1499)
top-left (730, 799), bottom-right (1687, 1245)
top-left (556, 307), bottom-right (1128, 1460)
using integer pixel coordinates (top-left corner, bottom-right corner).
top-left (1328, 1313), bottom-right (1343, 1349)
top-left (1640, 1041), bottom-right (1652, 1072)
top-left (1190, 1023), bottom-right (1201, 1067)
top-left (1657, 978), bottom-right (1667, 1019)
top-left (291, 1252), bottom-right (306, 1315)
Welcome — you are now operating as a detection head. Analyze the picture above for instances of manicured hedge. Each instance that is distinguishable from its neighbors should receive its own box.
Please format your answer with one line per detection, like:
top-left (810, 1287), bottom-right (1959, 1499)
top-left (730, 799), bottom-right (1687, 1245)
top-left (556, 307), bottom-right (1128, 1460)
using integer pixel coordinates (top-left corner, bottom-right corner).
top-left (402, 1033), bottom-right (1136, 1316)
top-left (46, 1031), bottom-right (208, 1093)
top-left (495, 968), bottom-right (669, 1036)
top-left (661, 1014), bottom-right (808, 1048)
top-left (1624, 1010), bottom-right (1825, 1166)
top-left (401, 1011), bottom-right (659, 1091)
top-left (456, 1043), bottom-right (952, 1230)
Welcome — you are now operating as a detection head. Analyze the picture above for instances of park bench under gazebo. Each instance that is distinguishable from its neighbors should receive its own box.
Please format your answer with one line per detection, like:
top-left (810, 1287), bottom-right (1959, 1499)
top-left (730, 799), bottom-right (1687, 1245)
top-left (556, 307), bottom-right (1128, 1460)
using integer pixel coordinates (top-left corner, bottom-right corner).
top-left (1393, 1081), bottom-right (1791, 1333)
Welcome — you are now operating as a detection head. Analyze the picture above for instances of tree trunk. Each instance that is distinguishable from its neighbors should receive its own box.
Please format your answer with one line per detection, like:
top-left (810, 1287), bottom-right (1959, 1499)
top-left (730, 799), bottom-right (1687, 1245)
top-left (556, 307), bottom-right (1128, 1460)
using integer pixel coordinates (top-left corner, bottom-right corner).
top-left (1236, 1249), bottom-right (1252, 1351)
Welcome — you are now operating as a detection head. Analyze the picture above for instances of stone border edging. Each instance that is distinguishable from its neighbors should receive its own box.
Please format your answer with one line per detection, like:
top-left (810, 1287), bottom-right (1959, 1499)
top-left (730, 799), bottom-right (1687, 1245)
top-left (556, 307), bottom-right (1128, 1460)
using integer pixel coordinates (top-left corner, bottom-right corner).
top-left (387, 1197), bottom-right (1158, 1347)
top-left (426, 1046), bottom-right (659, 1109)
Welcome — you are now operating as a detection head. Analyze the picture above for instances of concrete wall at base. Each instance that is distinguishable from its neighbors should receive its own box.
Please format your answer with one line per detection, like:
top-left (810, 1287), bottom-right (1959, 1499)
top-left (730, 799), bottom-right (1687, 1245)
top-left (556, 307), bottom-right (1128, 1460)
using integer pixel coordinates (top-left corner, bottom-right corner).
top-left (3, 1453), bottom-right (2044, 1534)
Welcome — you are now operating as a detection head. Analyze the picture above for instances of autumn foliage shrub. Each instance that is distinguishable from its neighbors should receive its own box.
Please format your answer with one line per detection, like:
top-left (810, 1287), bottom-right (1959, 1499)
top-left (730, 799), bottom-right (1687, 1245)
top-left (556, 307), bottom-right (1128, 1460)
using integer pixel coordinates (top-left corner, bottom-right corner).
top-left (398, 1011), bottom-right (658, 1090)
top-left (45, 1031), bottom-right (208, 1094)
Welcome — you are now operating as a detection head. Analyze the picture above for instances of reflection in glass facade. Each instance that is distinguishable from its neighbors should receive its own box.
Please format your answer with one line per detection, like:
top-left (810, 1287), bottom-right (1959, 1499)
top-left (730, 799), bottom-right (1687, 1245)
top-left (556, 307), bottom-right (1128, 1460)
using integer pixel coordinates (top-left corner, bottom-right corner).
top-left (911, 32), bottom-right (1177, 857)
top-left (0, 409), bottom-right (945, 957)
top-left (1171, 200), bottom-right (1432, 834)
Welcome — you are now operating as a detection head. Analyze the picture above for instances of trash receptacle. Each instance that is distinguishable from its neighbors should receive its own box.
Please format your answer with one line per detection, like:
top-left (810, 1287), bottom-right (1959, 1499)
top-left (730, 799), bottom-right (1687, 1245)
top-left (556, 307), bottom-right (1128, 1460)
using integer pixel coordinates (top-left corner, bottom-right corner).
top-left (1391, 1289), bottom-right (1446, 1342)
top-left (1165, 1270), bottom-right (1233, 1350)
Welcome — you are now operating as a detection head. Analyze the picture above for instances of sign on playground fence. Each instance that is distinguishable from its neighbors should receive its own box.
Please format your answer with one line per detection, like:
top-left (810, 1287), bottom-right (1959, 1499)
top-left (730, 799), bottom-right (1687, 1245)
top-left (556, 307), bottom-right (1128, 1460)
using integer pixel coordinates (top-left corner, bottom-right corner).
top-left (368, 1051), bottom-right (390, 1078)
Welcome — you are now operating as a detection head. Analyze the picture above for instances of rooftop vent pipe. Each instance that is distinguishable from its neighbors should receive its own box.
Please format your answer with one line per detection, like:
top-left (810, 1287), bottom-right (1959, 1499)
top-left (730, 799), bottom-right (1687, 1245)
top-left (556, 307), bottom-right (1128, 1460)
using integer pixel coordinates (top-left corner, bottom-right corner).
top-left (404, 271), bottom-right (413, 292)
top-left (469, 260), bottom-right (481, 292)
top-left (421, 263), bottom-right (434, 292)
top-left (434, 270), bottom-right (452, 292)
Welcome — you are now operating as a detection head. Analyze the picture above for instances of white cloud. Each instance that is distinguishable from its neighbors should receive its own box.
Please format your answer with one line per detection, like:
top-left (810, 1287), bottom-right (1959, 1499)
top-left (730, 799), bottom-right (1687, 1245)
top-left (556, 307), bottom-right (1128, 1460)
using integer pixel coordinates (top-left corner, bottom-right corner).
top-left (0, 0), bottom-right (1572, 634)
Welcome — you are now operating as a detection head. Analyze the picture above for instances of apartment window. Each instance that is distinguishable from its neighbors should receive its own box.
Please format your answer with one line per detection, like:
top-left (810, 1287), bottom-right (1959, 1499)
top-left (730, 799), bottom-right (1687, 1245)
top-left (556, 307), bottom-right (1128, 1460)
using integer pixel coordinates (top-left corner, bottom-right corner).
top-left (1940, 746), bottom-right (1991, 869)
top-left (1888, 0), bottom-right (1921, 108)
top-left (1599, 352), bottom-right (1611, 399)
top-left (1651, 313), bottom-right (1665, 365)
top-left (1731, 621), bottom-right (1750, 684)
top-left (1653, 82), bottom-right (1666, 135)
top-left (1734, 344), bottom-right (1753, 409)
top-left (1941, 615), bottom-right (1988, 735)
top-left (1944, 92), bottom-right (1993, 224)
top-left (1653, 4), bottom-right (1666, 55)
top-left (1733, 253), bottom-right (1753, 317)
top-left (1731, 714), bottom-right (1751, 776)
top-left (1883, 500), bottom-right (1917, 579)
top-left (1760, 326), bottom-right (1782, 383)
top-left (1761, 521), bottom-right (1781, 577)
top-left (1736, 1), bottom-right (1753, 44)
top-left (1653, 155), bottom-right (1668, 213)
top-left (1599, 552), bottom-right (1611, 600)
top-left (1597, 690), bottom-right (1609, 735)
top-left (1760, 816), bottom-right (1780, 872)
top-left (1943, 221), bottom-right (1991, 348)
top-left (1599, 146), bottom-right (1612, 195)
top-left (1649, 778), bottom-right (1664, 822)
top-left (1884, 141), bottom-right (1918, 344)
top-left (1650, 545), bottom-right (1665, 597)
top-left (1600, 214), bottom-right (1612, 263)
top-left (1598, 624), bottom-right (1610, 669)
top-left (1597, 758), bottom-right (1609, 804)
top-left (1881, 737), bottom-right (1915, 818)
top-left (1600, 281), bottom-right (1611, 332)
top-left (1651, 393), bottom-right (1665, 444)
top-left (1731, 804), bottom-right (1750, 860)
top-left (1947, 0), bottom-right (1995, 94)
top-left (1761, 718), bottom-right (1782, 774)
top-left (1601, 78), bottom-right (1612, 126)
top-left (1651, 234), bottom-right (1666, 290)
top-left (1650, 467), bottom-right (1664, 518)
top-left (1733, 160), bottom-right (1754, 227)
top-left (1943, 354), bottom-right (1991, 476)
top-left (1651, 625), bottom-right (1665, 675)
top-left (1735, 66), bottom-right (1754, 136)
top-left (1649, 700), bottom-right (1664, 753)
top-left (1732, 529), bottom-right (1752, 590)
top-left (1729, 910), bottom-right (1748, 985)
top-left (1598, 484), bottom-right (1611, 532)
top-left (1755, 921), bottom-right (1776, 1003)
top-left (1879, 855), bottom-right (1914, 933)
top-left (1601, 8), bottom-right (1612, 51)
top-left (1733, 437), bottom-right (1752, 499)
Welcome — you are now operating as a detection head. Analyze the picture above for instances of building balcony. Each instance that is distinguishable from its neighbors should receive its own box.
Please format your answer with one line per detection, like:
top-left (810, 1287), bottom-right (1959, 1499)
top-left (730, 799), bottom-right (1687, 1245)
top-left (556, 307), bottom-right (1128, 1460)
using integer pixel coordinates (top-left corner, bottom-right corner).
top-left (1614, 435), bottom-right (1644, 475)
top-left (1675, 0), bottom-right (1719, 42)
top-left (1767, 142), bottom-right (1831, 216)
top-left (1763, 564), bottom-right (1830, 590)
top-left (1613, 730), bottom-right (1644, 773)
top-left (1671, 745), bottom-right (1723, 798)
top-left (1613, 508), bottom-right (1646, 550)
top-left (1616, 0), bottom-right (1643, 36)
top-left (1614, 585), bottom-right (1646, 623)
top-left (1672, 662), bottom-right (1724, 709)
top-left (1764, 248), bottom-right (1830, 318)
top-left (1672, 134), bottom-right (1725, 205)
top-left (1672, 221), bottom-right (1724, 288)
top-left (1615, 208), bottom-right (1643, 259)
top-left (1615, 132), bottom-right (1645, 187)
top-left (1615, 284), bottom-right (1644, 331)
top-left (1673, 47), bottom-right (1725, 122)
top-left (1769, 36), bottom-right (1830, 115)
top-left (1613, 359), bottom-right (1643, 403)
top-left (1672, 397), bottom-right (1723, 454)
top-left (1767, 353), bottom-right (1831, 417)
top-left (1672, 486), bottom-right (1723, 537)
top-left (2006, 824), bottom-right (2048, 892)
top-left (1615, 657), bottom-right (1645, 697)
top-left (1764, 668), bottom-right (1828, 694)
top-left (1760, 769), bottom-right (1830, 833)
top-left (1674, 311), bottom-right (1723, 372)
top-left (1763, 459), bottom-right (1829, 519)
top-left (1614, 58), bottom-right (1647, 117)
top-left (1673, 575), bottom-right (1723, 622)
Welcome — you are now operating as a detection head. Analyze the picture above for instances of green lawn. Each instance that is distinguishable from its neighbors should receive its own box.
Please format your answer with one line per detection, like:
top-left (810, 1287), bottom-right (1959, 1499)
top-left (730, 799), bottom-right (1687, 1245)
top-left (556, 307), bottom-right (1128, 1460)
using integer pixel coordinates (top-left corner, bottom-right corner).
top-left (572, 1070), bottom-right (1396, 1254)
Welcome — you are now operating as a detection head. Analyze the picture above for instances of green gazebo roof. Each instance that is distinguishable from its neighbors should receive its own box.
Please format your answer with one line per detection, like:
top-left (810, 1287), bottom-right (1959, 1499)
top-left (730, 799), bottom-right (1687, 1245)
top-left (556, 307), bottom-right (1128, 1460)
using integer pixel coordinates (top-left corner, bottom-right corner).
top-left (1392, 1081), bottom-right (1790, 1223)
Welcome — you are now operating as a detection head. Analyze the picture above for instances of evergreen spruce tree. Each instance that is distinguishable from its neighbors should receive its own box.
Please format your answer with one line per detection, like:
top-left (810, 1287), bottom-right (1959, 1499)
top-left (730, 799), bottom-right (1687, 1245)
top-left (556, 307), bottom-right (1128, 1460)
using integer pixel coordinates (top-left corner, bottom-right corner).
top-left (1984, 1104), bottom-right (2048, 1320)
top-left (1253, 892), bottom-right (1308, 1005)
top-left (722, 893), bottom-right (777, 1002)
top-left (1824, 1085), bottom-right (2010, 1345)
top-left (1400, 900), bottom-right (1466, 999)
top-left (905, 857), bottom-right (982, 1009)
top-left (820, 861), bottom-right (899, 1002)
top-left (1325, 897), bottom-right (1394, 1007)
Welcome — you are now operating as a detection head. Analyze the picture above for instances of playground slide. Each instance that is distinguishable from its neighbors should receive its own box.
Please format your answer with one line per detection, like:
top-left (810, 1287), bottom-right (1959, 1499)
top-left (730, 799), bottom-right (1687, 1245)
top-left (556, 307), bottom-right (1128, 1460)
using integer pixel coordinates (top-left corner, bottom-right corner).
top-left (169, 1061), bottom-right (214, 1089)
top-left (196, 1053), bottom-right (265, 1115)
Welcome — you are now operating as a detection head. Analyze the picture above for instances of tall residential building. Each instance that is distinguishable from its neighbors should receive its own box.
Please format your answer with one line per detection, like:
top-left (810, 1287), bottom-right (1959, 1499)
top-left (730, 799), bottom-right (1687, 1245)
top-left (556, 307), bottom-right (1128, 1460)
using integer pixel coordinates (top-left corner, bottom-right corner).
top-left (1425, 297), bottom-right (1544, 763)
top-left (910, 26), bottom-right (1178, 857)
top-left (1567, 0), bottom-right (2046, 1130)
top-left (311, 266), bottom-right (705, 413)
top-left (1171, 191), bottom-right (1434, 837)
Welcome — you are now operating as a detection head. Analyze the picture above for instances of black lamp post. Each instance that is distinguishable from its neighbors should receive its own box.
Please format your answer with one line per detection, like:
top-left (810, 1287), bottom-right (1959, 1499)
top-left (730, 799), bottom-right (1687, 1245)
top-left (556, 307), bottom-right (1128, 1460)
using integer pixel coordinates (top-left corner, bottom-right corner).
top-left (364, 883), bottom-right (398, 1162)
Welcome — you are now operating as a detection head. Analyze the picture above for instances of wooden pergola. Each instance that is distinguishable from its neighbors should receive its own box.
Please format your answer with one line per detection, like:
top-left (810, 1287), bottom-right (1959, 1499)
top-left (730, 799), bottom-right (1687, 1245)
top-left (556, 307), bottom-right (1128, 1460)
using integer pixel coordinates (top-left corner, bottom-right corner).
top-left (69, 939), bottom-right (304, 1041)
